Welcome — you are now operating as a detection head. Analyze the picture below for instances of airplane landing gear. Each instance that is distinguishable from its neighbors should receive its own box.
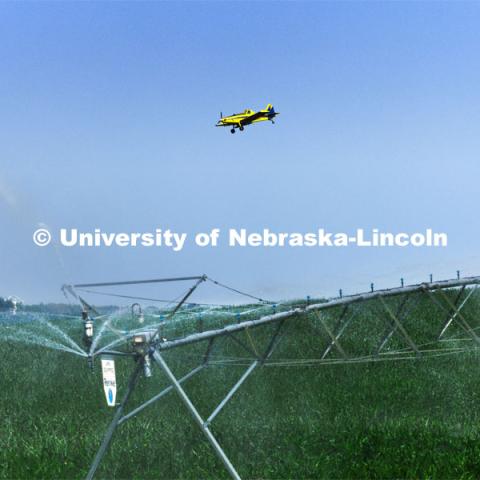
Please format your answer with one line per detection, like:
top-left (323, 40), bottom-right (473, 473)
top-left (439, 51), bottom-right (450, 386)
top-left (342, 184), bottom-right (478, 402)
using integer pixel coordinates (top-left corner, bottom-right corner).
top-left (230, 128), bottom-right (235, 134)
top-left (239, 125), bottom-right (244, 131)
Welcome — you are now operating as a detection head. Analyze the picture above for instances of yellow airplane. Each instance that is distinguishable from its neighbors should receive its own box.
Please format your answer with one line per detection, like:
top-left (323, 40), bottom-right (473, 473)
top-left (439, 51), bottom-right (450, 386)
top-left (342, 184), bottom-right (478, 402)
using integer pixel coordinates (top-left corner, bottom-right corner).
top-left (216, 104), bottom-right (279, 133)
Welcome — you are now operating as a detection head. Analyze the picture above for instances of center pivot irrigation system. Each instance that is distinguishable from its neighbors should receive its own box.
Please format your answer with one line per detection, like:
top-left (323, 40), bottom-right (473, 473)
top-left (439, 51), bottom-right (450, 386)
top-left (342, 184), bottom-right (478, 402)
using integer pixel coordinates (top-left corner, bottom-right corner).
top-left (61, 274), bottom-right (480, 480)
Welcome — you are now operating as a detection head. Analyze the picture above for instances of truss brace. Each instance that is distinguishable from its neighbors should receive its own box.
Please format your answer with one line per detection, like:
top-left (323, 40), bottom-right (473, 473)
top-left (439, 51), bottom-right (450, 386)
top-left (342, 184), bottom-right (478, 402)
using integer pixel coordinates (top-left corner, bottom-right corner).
top-left (375, 294), bottom-right (411, 355)
top-left (321, 306), bottom-right (356, 360)
top-left (378, 296), bottom-right (420, 355)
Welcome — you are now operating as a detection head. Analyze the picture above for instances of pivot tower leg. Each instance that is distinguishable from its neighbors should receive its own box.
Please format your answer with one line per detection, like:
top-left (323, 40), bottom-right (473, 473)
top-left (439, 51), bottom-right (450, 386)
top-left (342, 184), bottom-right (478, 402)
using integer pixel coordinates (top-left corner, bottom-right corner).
top-left (152, 351), bottom-right (242, 480)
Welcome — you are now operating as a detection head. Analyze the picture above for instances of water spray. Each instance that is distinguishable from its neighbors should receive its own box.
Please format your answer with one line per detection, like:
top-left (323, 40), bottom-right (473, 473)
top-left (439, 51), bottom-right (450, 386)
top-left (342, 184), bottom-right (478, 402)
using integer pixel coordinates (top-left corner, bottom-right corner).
top-left (61, 285), bottom-right (98, 367)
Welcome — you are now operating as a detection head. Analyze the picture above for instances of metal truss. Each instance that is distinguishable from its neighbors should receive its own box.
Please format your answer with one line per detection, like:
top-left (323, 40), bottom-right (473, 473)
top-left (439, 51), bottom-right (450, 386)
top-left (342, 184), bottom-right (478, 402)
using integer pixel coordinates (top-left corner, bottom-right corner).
top-left (83, 275), bottom-right (480, 479)
top-left (86, 319), bottom-right (288, 480)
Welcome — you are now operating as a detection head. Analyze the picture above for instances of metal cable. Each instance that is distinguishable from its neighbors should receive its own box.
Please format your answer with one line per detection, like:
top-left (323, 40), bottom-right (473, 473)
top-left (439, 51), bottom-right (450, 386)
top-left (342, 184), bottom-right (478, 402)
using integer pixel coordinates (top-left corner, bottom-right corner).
top-left (206, 277), bottom-right (275, 304)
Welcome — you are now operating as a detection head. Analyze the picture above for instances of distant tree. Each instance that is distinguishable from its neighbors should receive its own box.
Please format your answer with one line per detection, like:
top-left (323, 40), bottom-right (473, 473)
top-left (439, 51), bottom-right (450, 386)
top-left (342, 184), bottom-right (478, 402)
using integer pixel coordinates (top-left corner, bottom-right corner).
top-left (0, 297), bottom-right (14, 311)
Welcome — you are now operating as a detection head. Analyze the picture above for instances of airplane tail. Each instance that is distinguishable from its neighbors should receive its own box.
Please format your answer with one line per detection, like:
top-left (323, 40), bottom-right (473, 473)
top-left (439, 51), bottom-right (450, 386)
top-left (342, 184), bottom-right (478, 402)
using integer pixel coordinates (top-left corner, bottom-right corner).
top-left (265, 104), bottom-right (278, 117)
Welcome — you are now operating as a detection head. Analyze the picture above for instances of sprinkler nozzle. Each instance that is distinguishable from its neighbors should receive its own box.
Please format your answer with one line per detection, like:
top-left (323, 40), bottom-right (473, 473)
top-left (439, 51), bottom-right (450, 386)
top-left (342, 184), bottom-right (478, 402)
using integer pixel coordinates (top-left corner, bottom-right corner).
top-left (82, 310), bottom-right (94, 347)
top-left (87, 354), bottom-right (94, 371)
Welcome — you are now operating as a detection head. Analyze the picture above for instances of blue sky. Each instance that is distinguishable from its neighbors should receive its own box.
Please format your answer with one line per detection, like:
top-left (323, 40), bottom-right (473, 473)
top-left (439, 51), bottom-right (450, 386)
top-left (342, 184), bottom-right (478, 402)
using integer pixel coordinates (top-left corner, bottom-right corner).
top-left (1, 2), bottom-right (480, 303)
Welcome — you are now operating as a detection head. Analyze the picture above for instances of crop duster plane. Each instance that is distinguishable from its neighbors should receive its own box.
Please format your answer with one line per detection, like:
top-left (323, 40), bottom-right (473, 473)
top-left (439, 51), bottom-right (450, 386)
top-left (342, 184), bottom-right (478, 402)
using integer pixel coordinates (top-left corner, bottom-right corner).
top-left (216, 104), bottom-right (279, 133)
